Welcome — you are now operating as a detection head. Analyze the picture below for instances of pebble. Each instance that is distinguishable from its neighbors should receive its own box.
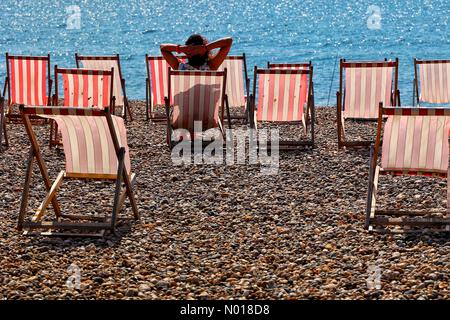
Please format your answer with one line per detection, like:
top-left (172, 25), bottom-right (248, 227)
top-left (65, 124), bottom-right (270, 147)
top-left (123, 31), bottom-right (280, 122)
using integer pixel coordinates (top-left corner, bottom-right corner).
top-left (0, 103), bottom-right (448, 300)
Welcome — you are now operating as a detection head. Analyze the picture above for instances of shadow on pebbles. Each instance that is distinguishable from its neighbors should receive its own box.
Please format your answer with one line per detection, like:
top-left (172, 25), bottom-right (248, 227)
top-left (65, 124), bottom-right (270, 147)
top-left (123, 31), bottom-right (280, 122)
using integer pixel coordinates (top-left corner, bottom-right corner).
top-left (0, 101), bottom-right (448, 300)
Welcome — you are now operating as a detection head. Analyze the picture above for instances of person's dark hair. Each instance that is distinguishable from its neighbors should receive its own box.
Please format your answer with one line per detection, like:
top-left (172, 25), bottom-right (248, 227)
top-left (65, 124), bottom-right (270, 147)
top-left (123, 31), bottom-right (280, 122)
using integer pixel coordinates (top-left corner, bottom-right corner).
top-left (185, 34), bottom-right (210, 67)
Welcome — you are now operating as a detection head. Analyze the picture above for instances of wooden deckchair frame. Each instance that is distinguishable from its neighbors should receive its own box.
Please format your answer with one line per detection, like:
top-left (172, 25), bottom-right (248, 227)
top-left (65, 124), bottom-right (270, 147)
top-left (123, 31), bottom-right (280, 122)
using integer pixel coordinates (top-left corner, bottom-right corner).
top-left (75, 53), bottom-right (132, 121)
top-left (0, 96), bottom-right (8, 152)
top-left (3, 53), bottom-right (52, 124)
top-left (50, 67), bottom-right (115, 148)
top-left (165, 69), bottom-right (230, 150)
top-left (337, 58), bottom-right (400, 149)
top-left (18, 106), bottom-right (139, 237)
top-left (366, 103), bottom-right (450, 234)
top-left (249, 66), bottom-right (315, 150)
top-left (413, 58), bottom-right (450, 106)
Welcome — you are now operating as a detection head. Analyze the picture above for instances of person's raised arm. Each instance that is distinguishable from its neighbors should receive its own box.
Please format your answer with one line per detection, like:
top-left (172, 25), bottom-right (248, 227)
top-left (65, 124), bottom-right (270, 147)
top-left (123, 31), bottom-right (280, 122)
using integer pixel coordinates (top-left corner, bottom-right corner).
top-left (206, 37), bottom-right (233, 70)
top-left (160, 44), bottom-right (183, 70)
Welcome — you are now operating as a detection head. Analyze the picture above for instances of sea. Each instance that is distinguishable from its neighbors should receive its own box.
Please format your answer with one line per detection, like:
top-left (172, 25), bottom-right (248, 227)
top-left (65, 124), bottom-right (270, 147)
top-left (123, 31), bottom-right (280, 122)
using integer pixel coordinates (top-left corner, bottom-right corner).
top-left (0, 0), bottom-right (448, 105)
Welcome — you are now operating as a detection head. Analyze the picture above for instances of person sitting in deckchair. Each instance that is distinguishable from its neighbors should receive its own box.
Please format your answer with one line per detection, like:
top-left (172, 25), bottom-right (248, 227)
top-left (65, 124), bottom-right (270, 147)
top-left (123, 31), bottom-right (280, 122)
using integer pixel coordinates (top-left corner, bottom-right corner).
top-left (160, 34), bottom-right (232, 71)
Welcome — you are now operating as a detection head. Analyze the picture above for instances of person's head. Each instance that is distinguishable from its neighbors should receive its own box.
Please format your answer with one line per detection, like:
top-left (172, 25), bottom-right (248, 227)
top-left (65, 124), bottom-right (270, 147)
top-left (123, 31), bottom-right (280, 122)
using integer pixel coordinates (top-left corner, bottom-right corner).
top-left (185, 34), bottom-right (210, 67)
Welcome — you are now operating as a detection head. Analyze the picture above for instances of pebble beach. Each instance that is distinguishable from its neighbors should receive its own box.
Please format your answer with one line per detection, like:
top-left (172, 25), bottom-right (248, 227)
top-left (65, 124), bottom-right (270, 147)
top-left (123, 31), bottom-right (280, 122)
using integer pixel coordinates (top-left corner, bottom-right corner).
top-left (0, 102), bottom-right (448, 300)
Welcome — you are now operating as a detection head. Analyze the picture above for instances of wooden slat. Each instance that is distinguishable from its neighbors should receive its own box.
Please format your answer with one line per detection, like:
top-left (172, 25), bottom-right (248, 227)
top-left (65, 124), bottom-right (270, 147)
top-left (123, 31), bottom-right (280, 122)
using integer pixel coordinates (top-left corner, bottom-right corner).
top-left (32, 171), bottom-right (65, 221)
top-left (23, 221), bottom-right (111, 230)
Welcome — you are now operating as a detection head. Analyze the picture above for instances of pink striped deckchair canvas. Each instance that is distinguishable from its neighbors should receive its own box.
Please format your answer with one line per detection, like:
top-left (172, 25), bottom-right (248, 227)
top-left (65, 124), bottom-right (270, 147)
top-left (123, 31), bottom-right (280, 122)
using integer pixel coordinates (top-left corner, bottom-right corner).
top-left (75, 54), bottom-right (128, 116)
top-left (337, 59), bottom-right (399, 149)
top-left (255, 68), bottom-right (311, 123)
top-left (167, 70), bottom-right (226, 141)
top-left (268, 62), bottom-right (311, 106)
top-left (366, 106), bottom-right (450, 233)
top-left (5, 54), bottom-right (51, 109)
top-left (415, 59), bottom-right (450, 104)
top-left (250, 67), bottom-right (315, 148)
top-left (342, 61), bottom-right (397, 119)
top-left (381, 108), bottom-right (450, 175)
top-left (218, 55), bottom-right (247, 108)
top-left (50, 114), bottom-right (130, 177)
top-left (146, 55), bottom-right (186, 121)
top-left (146, 56), bottom-right (186, 105)
top-left (55, 67), bottom-right (114, 109)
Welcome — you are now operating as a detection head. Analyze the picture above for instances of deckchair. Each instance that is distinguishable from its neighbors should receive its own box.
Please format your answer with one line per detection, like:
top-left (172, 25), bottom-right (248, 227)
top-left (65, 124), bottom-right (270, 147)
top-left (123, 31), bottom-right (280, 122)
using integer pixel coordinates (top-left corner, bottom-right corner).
top-left (3, 53), bottom-right (52, 123)
top-left (366, 104), bottom-right (450, 233)
top-left (50, 67), bottom-right (115, 147)
top-left (218, 54), bottom-right (249, 122)
top-left (145, 55), bottom-right (186, 122)
top-left (75, 54), bottom-right (132, 120)
top-left (165, 69), bottom-right (230, 149)
top-left (0, 96), bottom-right (8, 152)
top-left (413, 59), bottom-right (450, 106)
top-left (337, 59), bottom-right (400, 149)
top-left (249, 67), bottom-right (315, 149)
top-left (18, 105), bottom-right (139, 237)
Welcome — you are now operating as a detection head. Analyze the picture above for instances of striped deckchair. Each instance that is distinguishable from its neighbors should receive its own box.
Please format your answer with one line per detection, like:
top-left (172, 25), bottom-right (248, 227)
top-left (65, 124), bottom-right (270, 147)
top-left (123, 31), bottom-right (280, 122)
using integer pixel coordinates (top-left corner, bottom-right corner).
top-left (145, 55), bottom-right (186, 122)
top-left (218, 55), bottom-right (249, 122)
top-left (50, 66), bottom-right (115, 147)
top-left (413, 59), bottom-right (450, 106)
top-left (0, 96), bottom-right (7, 152)
top-left (75, 54), bottom-right (132, 120)
top-left (366, 104), bottom-right (450, 233)
top-left (249, 67), bottom-right (315, 149)
top-left (337, 59), bottom-right (399, 149)
top-left (165, 69), bottom-right (229, 149)
top-left (18, 105), bottom-right (139, 237)
top-left (3, 53), bottom-right (52, 123)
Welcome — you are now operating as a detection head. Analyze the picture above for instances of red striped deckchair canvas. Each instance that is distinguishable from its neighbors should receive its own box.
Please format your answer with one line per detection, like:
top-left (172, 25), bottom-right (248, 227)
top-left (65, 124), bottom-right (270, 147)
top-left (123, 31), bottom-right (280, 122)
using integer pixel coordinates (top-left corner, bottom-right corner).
top-left (51, 114), bottom-right (130, 177)
top-left (167, 70), bottom-right (226, 142)
top-left (267, 62), bottom-right (311, 107)
top-left (381, 109), bottom-right (449, 175)
top-left (366, 106), bottom-right (450, 233)
top-left (75, 54), bottom-right (128, 114)
top-left (145, 55), bottom-right (186, 121)
top-left (5, 54), bottom-right (51, 108)
top-left (218, 56), bottom-right (247, 108)
top-left (56, 68), bottom-right (113, 109)
top-left (255, 69), bottom-right (310, 123)
top-left (415, 59), bottom-right (450, 104)
top-left (337, 59), bottom-right (399, 149)
top-left (342, 61), bottom-right (396, 119)
top-left (250, 67), bottom-right (315, 149)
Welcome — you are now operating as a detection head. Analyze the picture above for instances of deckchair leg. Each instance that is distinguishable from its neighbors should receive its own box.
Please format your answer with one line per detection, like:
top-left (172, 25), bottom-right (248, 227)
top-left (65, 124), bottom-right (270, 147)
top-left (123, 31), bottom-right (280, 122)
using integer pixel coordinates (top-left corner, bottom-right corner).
top-left (447, 169), bottom-right (450, 232)
top-left (18, 148), bottom-right (35, 231)
top-left (145, 78), bottom-right (150, 121)
top-left (111, 148), bottom-right (126, 232)
top-left (122, 164), bottom-right (139, 221)
top-left (117, 173), bottom-right (136, 214)
top-left (225, 95), bottom-right (232, 130)
top-left (310, 86), bottom-right (315, 148)
top-left (336, 91), bottom-right (343, 149)
top-left (0, 97), bottom-right (8, 151)
top-left (365, 146), bottom-right (375, 229)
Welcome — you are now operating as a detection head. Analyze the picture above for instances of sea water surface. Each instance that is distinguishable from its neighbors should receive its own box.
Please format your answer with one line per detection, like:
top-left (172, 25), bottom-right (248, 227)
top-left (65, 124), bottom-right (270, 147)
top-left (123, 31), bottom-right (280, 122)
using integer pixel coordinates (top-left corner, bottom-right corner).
top-left (0, 0), bottom-right (448, 105)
